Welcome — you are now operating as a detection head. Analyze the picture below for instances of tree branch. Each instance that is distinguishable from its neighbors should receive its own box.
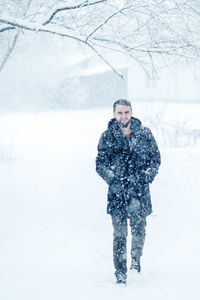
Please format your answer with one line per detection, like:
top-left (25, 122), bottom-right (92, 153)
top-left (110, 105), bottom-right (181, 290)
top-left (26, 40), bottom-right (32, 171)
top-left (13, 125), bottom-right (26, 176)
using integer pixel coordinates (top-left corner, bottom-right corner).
top-left (83, 41), bottom-right (124, 79)
top-left (0, 31), bottom-right (19, 72)
top-left (85, 5), bottom-right (133, 42)
top-left (84, 3), bottom-right (165, 43)
top-left (0, 16), bottom-right (40, 31)
top-left (42, 0), bottom-right (107, 25)
top-left (93, 36), bottom-right (197, 56)
top-left (0, 15), bottom-right (123, 78)
top-left (0, 26), bottom-right (15, 33)
top-left (92, 41), bottom-right (152, 78)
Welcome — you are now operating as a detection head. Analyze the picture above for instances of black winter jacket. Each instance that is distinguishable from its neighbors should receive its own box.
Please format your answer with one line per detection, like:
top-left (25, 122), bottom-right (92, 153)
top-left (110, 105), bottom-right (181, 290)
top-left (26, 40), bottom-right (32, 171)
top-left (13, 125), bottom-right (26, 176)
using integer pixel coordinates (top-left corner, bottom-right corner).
top-left (96, 117), bottom-right (161, 217)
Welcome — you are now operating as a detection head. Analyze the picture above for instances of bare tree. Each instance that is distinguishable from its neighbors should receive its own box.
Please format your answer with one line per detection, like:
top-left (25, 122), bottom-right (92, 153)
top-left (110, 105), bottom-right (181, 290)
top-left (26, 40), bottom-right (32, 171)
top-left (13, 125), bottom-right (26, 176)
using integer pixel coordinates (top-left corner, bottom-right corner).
top-left (0, 0), bottom-right (32, 71)
top-left (0, 0), bottom-right (200, 77)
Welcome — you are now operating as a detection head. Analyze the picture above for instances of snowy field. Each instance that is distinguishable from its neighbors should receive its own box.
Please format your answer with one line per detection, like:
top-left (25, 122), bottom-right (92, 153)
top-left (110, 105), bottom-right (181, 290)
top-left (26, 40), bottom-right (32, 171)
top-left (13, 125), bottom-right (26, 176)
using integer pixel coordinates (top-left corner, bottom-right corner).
top-left (0, 105), bottom-right (200, 299)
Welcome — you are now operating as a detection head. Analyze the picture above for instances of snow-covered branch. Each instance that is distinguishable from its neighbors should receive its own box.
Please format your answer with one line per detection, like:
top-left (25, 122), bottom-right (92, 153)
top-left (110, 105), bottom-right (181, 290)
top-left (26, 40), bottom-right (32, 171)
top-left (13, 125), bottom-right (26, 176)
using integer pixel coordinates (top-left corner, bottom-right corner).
top-left (0, 14), bottom-right (123, 78)
top-left (0, 16), bottom-right (38, 31)
top-left (85, 5), bottom-right (133, 42)
top-left (42, 0), bottom-right (107, 25)
top-left (0, 26), bottom-right (15, 33)
top-left (0, 31), bottom-right (19, 72)
top-left (0, 0), bottom-right (200, 76)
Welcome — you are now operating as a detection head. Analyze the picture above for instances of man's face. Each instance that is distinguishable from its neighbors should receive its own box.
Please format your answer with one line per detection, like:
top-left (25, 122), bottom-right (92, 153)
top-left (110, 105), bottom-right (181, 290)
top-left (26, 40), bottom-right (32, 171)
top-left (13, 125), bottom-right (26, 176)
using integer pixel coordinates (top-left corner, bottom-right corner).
top-left (113, 104), bottom-right (132, 126)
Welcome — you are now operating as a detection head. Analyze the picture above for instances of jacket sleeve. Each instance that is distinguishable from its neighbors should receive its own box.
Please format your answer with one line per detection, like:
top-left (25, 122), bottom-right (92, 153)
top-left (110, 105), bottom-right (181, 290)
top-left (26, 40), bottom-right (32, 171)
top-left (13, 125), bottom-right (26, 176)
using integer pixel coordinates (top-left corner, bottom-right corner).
top-left (139, 128), bottom-right (161, 184)
top-left (96, 132), bottom-right (114, 185)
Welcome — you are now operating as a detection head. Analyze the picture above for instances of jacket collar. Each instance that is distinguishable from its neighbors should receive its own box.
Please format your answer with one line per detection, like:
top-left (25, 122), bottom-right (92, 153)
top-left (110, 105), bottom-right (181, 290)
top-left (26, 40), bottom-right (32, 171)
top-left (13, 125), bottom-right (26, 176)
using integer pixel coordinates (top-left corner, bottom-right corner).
top-left (108, 117), bottom-right (142, 137)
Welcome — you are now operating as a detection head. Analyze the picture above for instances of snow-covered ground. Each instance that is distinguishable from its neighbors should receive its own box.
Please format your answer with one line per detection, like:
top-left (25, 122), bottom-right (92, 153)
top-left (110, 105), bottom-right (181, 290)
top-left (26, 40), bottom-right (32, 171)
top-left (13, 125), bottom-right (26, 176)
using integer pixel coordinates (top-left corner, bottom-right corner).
top-left (0, 107), bottom-right (199, 299)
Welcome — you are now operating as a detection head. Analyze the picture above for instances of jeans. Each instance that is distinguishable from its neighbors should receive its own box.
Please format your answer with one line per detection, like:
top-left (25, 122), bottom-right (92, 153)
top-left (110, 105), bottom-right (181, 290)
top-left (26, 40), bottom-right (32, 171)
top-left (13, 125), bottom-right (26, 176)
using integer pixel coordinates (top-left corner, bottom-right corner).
top-left (111, 214), bottom-right (146, 278)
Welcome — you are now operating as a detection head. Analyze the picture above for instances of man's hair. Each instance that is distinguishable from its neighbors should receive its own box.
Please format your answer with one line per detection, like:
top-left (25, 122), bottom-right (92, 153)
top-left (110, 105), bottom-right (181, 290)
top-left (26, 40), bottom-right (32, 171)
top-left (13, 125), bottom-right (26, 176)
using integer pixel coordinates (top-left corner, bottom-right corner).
top-left (113, 99), bottom-right (132, 112)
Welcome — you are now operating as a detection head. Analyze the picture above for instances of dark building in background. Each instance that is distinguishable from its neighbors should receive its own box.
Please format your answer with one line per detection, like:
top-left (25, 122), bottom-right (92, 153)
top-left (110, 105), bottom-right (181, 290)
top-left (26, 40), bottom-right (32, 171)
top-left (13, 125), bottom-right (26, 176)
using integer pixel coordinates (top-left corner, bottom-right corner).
top-left (58, 66), bottom-right (128, 110)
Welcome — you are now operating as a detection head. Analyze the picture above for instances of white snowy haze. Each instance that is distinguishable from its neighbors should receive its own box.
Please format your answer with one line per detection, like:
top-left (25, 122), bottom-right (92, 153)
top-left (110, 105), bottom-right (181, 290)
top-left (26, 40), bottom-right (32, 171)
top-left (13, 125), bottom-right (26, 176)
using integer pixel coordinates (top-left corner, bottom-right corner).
top-left (0, 2), bottom-right (200, 298)
top-left (0, 105), bottom-right (200, 299)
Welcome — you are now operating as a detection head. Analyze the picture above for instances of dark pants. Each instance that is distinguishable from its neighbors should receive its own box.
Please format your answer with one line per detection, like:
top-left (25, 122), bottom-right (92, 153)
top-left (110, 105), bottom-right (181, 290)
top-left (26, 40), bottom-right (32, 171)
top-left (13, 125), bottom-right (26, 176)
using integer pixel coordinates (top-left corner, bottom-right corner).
top-left (111, 214), bottom-right (146, 278)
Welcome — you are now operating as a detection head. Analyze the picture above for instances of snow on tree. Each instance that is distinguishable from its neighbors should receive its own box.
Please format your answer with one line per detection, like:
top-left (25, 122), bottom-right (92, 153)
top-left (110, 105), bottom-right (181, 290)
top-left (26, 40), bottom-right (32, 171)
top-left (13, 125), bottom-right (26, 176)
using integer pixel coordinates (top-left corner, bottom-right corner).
top-left (0, 0), bottom-right (200, 76)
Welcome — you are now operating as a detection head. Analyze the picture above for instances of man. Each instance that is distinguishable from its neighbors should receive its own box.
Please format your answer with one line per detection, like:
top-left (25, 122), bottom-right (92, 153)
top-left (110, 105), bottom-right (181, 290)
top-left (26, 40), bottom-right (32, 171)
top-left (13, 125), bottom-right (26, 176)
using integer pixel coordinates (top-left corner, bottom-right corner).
top-left (96, 99), bottom-right (161, 285)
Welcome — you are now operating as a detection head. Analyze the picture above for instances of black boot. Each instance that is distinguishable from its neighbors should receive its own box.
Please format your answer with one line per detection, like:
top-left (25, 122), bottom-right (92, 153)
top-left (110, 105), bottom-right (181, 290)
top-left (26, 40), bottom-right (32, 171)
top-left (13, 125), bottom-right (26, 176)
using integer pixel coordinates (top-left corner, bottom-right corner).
top-left (130, 257), bottom-right (141, 273)
top-left (116, 272), bottom-right (126, 285)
